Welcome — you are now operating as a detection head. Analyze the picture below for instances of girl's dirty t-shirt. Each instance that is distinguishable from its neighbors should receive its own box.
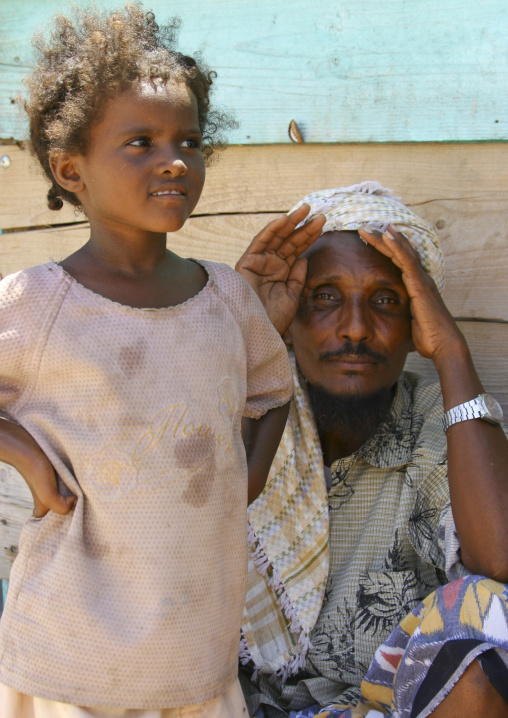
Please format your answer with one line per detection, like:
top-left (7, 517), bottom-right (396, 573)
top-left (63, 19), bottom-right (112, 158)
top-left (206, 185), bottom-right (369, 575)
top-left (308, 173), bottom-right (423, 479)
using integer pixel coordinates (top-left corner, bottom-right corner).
top-left (0, 259), bottom-right (292, 709)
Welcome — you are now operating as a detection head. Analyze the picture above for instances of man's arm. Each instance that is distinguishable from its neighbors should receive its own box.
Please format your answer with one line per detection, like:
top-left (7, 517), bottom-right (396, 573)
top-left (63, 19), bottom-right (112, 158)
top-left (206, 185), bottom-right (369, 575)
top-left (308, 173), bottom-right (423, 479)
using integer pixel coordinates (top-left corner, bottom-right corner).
top-left (0, 418), bottom-right (75, 517)
top-left (359, 225), bottom-right (508, 581)
top-left (242, 402), bottom-right (290, 504)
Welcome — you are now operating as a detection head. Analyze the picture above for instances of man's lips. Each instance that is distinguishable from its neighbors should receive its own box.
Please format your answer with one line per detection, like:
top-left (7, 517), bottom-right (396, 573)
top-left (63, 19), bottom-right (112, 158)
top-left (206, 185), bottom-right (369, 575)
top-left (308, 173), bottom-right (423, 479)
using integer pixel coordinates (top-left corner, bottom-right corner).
top-left (323, 355), bottom-right (377, 364)
top-left (321, 355), bottom-right (379, 371)
top-left (319, 346), bottom-right (387, 366)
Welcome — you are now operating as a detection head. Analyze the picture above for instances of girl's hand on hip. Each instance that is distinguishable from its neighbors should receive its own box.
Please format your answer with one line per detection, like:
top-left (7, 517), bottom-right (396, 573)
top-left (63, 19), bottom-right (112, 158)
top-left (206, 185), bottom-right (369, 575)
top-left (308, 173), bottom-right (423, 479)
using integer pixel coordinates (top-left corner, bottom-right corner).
top-left (0, 419), bottom-right (75, 518)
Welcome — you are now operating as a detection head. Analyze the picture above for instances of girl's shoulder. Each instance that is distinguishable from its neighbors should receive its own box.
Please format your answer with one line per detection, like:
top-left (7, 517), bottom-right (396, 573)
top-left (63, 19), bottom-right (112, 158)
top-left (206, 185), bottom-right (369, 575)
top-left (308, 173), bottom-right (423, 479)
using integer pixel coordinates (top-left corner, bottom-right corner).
top-left (196, 259), bottom-right (260, 306)
top-left (0, 262), bottom-right (66, 310)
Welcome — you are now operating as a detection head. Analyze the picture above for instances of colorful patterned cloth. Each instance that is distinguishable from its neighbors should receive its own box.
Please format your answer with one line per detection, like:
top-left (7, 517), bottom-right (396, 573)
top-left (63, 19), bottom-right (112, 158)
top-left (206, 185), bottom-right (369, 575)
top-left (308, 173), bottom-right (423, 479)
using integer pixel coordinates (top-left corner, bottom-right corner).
top-left (290, 182), bottom-right (445, 293)
top-left (317, 576), bottom-right (508, 717)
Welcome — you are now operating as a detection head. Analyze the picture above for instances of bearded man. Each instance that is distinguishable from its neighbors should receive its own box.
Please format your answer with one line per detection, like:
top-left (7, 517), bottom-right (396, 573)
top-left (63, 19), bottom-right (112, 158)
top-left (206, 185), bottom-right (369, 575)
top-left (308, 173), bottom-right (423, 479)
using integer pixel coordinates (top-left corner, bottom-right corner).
top-left (236, 183), bottom-right (508, 718)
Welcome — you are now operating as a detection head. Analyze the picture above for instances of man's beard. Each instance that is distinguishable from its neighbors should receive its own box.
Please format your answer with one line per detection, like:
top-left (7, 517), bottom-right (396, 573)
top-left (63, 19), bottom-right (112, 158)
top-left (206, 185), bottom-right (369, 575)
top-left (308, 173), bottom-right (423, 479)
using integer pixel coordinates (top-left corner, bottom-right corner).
top-left (307, 380), bottom-right (394, 435)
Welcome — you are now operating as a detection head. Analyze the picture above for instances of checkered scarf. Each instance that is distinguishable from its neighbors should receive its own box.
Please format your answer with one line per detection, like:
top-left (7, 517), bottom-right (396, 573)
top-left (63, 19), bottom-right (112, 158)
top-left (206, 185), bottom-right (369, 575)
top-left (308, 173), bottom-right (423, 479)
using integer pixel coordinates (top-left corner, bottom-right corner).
top-left (291, 181), bottom-right (444, 292)
top-left (240, 351), bottom-right (329, 681)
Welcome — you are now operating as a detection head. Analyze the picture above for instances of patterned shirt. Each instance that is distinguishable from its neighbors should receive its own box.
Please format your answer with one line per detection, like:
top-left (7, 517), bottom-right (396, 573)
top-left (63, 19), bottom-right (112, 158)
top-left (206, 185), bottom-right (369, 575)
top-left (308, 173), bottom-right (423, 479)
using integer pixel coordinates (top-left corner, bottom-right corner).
top-left (243, 372), bottom-right (460, 716)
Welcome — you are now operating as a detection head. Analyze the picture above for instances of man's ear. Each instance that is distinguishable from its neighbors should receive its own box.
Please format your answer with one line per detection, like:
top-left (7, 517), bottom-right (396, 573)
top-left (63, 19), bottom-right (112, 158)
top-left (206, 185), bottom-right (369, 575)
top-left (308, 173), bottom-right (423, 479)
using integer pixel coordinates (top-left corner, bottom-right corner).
top-left (282, 329), bottom-right (292, 347)
top-left (49, 151), bottom-right (85, 194)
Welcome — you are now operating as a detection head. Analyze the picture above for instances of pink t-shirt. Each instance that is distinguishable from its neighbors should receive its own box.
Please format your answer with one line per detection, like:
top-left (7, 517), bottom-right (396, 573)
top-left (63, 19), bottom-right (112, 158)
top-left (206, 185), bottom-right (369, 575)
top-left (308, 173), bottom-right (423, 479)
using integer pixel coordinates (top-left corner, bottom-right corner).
top-left (0, 260), bottom-right (292, 708)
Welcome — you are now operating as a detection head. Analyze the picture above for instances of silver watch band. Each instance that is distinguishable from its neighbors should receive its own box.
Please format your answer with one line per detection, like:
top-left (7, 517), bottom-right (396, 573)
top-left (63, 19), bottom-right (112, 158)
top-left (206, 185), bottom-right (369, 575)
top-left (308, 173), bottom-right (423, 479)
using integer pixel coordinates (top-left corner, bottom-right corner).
top-left (442, 397), bottom-right (484, 431)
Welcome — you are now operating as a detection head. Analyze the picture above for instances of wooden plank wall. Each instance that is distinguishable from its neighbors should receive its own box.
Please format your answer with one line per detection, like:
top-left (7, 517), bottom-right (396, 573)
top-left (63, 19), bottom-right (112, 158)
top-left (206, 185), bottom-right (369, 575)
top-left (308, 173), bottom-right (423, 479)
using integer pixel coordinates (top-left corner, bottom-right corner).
top-left (1, 0), bottom-right (508, 143)
top-left (1, 141), bottom-right (508, 577)
top-left (1, 0), bottom-right (507, 579)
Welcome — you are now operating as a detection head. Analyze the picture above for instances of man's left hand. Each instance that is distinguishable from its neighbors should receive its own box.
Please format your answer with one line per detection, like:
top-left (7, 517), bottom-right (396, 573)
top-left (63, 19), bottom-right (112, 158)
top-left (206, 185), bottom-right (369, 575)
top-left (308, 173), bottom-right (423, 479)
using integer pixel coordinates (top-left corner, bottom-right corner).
top-left (358, 225), bottom-right (466, 369)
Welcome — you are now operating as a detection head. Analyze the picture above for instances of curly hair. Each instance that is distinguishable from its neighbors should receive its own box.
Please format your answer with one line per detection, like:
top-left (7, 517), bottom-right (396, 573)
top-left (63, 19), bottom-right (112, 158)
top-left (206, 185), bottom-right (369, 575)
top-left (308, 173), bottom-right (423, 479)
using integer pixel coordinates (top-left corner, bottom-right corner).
top-left (24, 3), bottom-right (235, 211)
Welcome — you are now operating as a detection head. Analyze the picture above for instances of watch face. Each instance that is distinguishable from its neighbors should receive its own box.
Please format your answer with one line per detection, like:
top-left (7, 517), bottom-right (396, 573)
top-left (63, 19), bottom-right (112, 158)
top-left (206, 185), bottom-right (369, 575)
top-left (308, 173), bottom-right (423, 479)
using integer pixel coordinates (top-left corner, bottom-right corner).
top-left (483, 394), bottom-right (504, 422)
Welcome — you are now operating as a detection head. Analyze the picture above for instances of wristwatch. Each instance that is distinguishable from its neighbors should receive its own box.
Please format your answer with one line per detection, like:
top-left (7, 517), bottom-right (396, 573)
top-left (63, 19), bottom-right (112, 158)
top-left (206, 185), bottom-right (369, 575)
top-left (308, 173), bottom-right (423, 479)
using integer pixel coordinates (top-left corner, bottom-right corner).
top-left (442, 393), bottom-right (504, 431)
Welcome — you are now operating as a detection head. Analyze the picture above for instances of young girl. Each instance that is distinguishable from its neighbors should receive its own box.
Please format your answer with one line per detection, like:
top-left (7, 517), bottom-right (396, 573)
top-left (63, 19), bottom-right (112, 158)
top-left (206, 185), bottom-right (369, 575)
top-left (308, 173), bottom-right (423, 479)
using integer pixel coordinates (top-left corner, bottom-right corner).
top-left (0, 4), bottom-right (324, 716)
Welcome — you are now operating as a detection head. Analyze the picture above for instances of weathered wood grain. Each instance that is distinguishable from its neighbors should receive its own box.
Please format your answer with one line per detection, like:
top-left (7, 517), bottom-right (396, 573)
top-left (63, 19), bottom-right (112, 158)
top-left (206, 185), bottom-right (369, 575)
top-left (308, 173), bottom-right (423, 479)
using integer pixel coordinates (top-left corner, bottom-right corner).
top-left (2, 142), bottom-right (508, 225)
top-left (1, 206), bottom-right (507, 322)
top-left (1, 0), bottom-right (508, 142)
top-left (404, 322), bottom-right (508, 409)
top-left (0, 462), bottom-right (32, 579)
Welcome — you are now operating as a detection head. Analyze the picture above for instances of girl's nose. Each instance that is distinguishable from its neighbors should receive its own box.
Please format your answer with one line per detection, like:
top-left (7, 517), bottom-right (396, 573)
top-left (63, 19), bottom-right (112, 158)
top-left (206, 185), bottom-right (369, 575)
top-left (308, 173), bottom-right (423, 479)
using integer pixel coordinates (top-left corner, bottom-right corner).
top-left (155, 148), bottom-right (187, 177)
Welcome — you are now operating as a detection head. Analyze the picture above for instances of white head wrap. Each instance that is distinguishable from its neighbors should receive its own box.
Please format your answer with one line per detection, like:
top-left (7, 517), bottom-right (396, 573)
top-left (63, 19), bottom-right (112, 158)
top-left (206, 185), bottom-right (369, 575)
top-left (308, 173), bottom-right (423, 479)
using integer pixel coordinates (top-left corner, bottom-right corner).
top-left (291, 181), bottom-right (445, 292)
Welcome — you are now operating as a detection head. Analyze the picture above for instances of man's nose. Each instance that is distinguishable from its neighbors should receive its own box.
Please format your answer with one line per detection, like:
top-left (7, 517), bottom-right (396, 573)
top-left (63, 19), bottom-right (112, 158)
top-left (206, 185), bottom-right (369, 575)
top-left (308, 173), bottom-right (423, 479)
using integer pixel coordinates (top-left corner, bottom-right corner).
top-left (337, 299), bottom-right (371, 343)
top-left (155, 145), bottom-right (187, 177)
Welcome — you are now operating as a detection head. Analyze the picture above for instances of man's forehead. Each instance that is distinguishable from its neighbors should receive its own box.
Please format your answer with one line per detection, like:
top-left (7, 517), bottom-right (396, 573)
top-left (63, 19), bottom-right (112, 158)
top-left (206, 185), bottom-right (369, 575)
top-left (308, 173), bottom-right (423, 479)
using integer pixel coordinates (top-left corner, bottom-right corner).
top-left (303, 230), bottom-right (403, 283)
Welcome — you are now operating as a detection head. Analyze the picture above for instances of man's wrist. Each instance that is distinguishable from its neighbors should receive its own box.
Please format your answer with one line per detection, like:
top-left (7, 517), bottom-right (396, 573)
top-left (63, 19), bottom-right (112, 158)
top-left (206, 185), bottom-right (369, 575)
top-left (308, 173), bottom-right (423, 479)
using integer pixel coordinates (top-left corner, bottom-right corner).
top-left (443, 393), bottom-right (504, 431)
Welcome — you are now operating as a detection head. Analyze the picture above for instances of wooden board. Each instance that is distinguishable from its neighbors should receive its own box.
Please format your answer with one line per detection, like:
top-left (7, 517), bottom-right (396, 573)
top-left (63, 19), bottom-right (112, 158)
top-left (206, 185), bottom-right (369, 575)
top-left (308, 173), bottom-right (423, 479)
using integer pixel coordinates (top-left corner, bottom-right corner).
top-left (1, 0), bottom-right (508, 143)
top-left (404, 322), bottom-right (508, 412)
top-left (1, 317), bottom-right (507, 579)
top-left (0, 462), bottom-right (32, 578)
top-left (1, 208), bottom-right (507, 322)
top-left (2, 143), bottom-right (508, 229)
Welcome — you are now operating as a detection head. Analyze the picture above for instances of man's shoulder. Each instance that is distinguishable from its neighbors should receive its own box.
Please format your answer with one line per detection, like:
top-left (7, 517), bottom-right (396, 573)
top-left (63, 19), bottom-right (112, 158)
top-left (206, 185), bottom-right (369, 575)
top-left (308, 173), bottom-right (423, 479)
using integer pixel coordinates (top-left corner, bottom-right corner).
top-left (400, 370), bottom-right (444, 414)
top-left (399, 370), bottom-right (446, 457)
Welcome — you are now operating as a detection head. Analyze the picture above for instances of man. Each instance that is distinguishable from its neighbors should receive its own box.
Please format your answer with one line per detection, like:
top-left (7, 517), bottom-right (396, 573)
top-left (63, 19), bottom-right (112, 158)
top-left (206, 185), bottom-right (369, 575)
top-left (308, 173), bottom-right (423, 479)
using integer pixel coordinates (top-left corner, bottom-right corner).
top-left (235, 183), bottom-right (508, 718)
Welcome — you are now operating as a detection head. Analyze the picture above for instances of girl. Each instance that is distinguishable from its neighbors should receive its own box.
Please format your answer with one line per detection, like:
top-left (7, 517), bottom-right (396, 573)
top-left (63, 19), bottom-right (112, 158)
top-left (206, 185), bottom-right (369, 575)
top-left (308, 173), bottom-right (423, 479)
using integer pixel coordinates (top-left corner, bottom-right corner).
top-left (0, 4), bottom-right (324, 716)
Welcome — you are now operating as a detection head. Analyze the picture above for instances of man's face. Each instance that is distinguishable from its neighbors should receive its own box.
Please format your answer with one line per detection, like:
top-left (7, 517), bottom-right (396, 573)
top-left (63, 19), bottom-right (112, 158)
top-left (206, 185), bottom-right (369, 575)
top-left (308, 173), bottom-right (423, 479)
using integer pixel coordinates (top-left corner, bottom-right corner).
top-left (287, 230), bottom-right (414, 399)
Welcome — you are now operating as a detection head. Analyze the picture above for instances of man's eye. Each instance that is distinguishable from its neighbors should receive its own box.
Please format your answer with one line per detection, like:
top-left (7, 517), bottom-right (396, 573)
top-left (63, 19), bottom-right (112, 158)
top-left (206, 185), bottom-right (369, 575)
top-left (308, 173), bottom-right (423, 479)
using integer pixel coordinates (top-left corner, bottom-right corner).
top-left (374, 296), bottom-right (396, 305)
top-left (315, 292), bottom-right (338, 302)
top-left (127, 137), bottom-right (151, 148)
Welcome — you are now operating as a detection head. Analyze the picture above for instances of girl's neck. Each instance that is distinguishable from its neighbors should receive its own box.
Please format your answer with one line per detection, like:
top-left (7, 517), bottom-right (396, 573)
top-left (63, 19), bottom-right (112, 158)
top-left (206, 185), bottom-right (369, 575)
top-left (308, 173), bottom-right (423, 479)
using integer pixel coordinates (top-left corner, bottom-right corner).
top-left (75, 232), bottom-right (169, 276)
top-left (59, 236), bottom-right (209, 310)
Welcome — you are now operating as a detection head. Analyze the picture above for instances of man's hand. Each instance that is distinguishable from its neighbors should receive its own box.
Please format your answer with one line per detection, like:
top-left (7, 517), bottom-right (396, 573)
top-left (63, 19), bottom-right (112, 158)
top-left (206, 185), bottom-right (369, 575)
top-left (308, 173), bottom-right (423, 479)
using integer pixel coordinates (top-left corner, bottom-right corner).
top-left (0, 419), bottom-right (75, 518)
top-left (358, 225), bottom-right (466, 369)
top-left (236, 204), bottom-right (325, 335)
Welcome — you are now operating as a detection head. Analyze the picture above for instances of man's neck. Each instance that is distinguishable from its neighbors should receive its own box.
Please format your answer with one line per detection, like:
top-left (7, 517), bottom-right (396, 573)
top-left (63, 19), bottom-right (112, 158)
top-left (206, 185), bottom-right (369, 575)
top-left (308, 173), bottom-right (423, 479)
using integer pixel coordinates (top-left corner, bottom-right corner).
top-left (308, 383), bottom-right (395, 465)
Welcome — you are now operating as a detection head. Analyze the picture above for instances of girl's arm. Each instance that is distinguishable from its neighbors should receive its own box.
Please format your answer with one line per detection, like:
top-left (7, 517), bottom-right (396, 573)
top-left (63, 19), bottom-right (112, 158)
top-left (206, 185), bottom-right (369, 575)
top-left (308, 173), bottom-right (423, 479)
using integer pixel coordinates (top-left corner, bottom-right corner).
top-left (0, 419), bottom-right (75, 517)
top-left (242, 402), bottom-right (290, 504)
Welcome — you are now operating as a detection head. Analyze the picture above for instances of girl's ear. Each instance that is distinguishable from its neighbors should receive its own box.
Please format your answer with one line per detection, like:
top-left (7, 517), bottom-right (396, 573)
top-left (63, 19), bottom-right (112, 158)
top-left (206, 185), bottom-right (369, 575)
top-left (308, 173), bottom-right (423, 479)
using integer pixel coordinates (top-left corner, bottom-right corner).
top-left (49, 151), bottom-right (85, 194)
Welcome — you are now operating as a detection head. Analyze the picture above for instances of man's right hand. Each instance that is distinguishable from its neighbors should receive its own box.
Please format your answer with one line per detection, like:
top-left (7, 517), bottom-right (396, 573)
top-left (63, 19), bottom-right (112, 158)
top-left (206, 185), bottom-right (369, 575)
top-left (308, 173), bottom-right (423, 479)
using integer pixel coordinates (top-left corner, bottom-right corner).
top-left (0, 419), bottom-right (75, 518)
top-left (235, 204), bottom-right (325, 335)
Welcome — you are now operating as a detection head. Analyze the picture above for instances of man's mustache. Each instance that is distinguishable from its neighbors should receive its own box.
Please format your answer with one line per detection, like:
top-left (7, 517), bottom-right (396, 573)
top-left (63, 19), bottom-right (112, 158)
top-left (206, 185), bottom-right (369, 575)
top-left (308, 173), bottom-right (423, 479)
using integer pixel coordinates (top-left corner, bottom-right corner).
top-left (319, 341), bottom-right (386, 364)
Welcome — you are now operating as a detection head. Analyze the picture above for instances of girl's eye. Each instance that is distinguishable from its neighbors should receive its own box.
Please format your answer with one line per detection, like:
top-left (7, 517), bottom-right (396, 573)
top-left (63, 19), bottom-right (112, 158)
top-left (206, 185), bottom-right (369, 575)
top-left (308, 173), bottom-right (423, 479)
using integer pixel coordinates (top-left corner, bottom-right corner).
top-left (180, 137), bottom-right (201, 149)
top-left (127, 137), bottom-right (151, 148)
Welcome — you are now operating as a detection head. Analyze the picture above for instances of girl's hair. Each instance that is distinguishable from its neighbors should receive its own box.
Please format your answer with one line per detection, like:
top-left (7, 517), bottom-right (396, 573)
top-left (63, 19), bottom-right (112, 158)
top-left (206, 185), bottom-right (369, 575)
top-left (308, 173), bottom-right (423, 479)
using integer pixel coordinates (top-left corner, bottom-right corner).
top-left (24, 2), bottom-right (235, 211)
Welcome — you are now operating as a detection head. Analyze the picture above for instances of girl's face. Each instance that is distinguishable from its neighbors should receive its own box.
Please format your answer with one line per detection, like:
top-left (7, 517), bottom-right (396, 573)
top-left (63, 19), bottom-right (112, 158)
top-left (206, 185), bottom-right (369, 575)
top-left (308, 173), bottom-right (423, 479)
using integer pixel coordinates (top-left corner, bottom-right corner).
top-left (71, 81), bottom-right (206, 239)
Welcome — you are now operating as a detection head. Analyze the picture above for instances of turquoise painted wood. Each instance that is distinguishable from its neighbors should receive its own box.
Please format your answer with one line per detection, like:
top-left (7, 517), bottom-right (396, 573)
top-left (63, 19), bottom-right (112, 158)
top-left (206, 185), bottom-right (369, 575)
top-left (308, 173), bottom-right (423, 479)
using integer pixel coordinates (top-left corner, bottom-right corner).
top-left (0, 0), bottom-right (507, 143)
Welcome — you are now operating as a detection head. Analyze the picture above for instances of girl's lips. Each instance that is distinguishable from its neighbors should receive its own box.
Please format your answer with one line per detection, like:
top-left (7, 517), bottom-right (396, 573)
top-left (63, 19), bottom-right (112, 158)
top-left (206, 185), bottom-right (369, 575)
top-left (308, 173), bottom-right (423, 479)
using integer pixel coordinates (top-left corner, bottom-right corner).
top-left (149, 184), bottom-right (187, 197)
top-left (150, 190), bottom-right (185, 197)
